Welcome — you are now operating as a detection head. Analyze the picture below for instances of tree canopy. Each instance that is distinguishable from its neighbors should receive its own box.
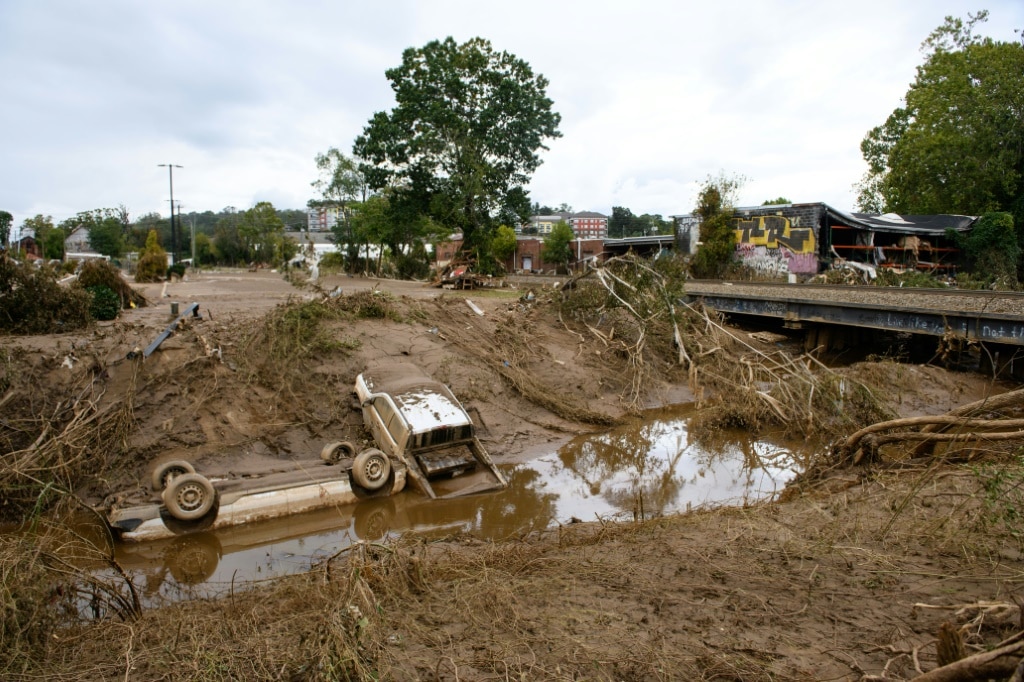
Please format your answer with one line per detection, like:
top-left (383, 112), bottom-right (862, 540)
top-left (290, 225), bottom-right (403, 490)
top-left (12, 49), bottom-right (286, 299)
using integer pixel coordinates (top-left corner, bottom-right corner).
top-left (311, 148), bottom-right (367, 207)
top-left (238, 201), bottom-right (289, 263)
top-left (491, 225), bottom-right (518, 263)
top-left (690, 173), bottom-right (745, 279)
top-left (0, 211), bottom-right (12, 248)
top-left (542, 221), bottom-right (574, 272)
top-left (609, 207), bottom-right (672, 238)
top-left (353, 37), bottom-right (561, 251)
top-left (856, 11), bottom-right (1024, 226)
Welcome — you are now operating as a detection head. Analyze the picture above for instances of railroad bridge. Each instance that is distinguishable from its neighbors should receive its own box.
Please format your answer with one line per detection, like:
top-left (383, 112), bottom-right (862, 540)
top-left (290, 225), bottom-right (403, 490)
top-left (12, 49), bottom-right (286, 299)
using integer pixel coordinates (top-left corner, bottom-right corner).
top-left (683, 281), bottom-right (1024, 374)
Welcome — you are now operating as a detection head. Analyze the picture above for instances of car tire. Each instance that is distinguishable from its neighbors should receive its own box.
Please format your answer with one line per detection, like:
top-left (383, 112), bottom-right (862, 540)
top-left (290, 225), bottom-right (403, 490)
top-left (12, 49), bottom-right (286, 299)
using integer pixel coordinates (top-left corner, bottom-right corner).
top-left (351, 449), bottom-right (391, 492)
top-left (151, 460), bottom-right (196, 491)
top-left (320, 441), bottom-right (356, 465)
top-left (162, 473), bottom-right (217, 521)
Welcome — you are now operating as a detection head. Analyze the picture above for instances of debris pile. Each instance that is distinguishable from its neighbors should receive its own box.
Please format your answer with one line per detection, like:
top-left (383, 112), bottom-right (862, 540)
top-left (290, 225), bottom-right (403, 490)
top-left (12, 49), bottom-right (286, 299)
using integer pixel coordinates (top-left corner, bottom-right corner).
top-left (552, 254), bottom-right (892, 438)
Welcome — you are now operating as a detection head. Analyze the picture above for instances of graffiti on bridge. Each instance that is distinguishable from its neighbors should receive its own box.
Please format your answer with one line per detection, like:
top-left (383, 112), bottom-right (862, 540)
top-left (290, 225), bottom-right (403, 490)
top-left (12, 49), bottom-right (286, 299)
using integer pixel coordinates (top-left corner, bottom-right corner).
top-left (734, 215), bottom-right (816, 254)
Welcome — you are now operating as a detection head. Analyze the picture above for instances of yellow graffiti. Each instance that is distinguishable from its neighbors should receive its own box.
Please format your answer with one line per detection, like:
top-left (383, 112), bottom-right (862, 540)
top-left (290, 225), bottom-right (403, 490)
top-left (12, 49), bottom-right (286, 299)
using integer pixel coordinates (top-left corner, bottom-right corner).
top-left (733, 216), bottom-right (816, 254)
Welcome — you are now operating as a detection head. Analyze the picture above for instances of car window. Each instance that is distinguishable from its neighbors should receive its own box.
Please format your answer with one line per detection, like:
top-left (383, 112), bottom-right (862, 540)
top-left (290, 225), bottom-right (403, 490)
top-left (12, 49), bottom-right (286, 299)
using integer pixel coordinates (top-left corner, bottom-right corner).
top-left (374, 396), bottom-right (398, 433)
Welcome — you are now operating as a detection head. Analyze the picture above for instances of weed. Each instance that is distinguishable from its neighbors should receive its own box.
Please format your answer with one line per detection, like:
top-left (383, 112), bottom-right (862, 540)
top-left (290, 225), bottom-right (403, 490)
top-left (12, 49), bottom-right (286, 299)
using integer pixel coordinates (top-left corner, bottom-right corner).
top-left (86, 285), bottom-right (120, 321)
top-left (973, 450), bottom-right (1024, 546)
top-left (334, 289), bottom-right (406, 322)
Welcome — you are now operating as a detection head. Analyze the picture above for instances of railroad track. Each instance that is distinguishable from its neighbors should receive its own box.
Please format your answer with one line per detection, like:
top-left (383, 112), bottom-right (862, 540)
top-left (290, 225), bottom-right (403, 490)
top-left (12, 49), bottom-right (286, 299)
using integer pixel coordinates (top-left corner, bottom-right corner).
top-left (684, 281), bottom-right (1024, 317)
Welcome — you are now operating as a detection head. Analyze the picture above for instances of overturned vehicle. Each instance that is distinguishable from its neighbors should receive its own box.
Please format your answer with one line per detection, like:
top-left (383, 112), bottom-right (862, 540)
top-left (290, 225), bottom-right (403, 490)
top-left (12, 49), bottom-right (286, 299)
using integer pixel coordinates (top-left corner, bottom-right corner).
top-left (354, 363), bottom-right (507, 499)
top-left (100, 365), bottom-right (504, 542)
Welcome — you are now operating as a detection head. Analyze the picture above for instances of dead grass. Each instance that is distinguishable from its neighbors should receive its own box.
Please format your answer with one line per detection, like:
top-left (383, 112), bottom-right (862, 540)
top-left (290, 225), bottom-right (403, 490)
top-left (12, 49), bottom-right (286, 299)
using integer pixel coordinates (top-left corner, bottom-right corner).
top-left (5, 266), bottom-right (1024, 680)
top-left (0, 258), bottom-right (92, 334)
top-left (428, 297), bottom-right (621, 426)
top-left (0, 360), bottom-right (138, 520)
top-left (7, 460), bottom-right (1024, 680)
top-left (234, 289), bottom-right (425, 427)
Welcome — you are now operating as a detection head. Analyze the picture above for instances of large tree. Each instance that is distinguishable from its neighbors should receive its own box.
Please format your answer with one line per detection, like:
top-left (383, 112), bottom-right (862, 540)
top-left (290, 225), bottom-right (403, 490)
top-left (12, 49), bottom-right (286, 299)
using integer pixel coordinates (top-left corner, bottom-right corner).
top-left (238, 201), bottom-right (286, 263)
top-left (609, 206), bottom-right (637, 239)
top-left (354, 37), bottom-right (561, 251)
top-left (311, 148), bottom-right (368, 206)
top-left (20, 214), bottom-right (63, 259)
top-left (856, 11), bottom-right (1024, 224)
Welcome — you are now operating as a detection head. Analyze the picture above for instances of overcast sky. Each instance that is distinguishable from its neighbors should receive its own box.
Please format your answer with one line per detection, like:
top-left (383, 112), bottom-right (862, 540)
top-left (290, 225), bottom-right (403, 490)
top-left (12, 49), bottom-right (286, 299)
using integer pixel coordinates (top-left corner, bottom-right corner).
top-left (2, 1), bottom-right (1022, 229)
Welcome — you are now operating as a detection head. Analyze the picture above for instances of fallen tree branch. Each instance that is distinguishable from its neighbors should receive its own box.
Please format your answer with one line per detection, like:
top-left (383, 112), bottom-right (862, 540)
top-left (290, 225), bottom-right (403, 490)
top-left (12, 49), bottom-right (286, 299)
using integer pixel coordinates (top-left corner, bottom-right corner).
top-left (852, 429), bottom-right (1024, 465)
top-left (912, 387), bottom-right (1024, 457)
top-left (913, 635), bottom-right (1024, 682)
top-left (842, 417), bottom-right (1024, 460)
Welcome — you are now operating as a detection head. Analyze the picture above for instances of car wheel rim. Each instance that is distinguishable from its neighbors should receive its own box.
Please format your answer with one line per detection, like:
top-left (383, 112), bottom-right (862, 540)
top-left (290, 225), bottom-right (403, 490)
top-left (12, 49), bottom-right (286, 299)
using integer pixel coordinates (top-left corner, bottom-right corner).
top-left (176, 483), bottom-right (206, 511)
top-left (365, 459), bottom-right (384, 482)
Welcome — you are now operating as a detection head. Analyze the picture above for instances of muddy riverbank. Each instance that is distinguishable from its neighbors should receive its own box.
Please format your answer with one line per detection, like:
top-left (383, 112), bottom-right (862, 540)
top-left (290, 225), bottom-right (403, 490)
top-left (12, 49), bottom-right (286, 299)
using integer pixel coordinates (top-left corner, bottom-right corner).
top-left (3, 268), bottom-right (1022, 680)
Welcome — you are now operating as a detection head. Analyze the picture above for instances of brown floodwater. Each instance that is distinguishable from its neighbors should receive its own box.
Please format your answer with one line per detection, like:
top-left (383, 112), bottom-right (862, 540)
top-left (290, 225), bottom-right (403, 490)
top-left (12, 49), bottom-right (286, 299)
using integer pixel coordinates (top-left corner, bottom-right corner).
top-left (96, 404), bottom-right (813, 604)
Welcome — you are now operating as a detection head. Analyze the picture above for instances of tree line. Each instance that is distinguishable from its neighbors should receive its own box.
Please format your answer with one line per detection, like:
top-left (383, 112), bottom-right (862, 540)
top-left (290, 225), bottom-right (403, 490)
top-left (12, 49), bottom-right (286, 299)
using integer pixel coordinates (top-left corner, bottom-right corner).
top-left (4, 204), bottom-right (308, 267)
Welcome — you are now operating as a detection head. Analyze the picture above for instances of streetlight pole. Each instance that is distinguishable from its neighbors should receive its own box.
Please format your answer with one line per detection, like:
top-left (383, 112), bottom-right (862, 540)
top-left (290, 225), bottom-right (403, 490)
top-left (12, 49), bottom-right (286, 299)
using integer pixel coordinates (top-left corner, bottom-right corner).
top-left (158, 164), bottom-right (182, 263)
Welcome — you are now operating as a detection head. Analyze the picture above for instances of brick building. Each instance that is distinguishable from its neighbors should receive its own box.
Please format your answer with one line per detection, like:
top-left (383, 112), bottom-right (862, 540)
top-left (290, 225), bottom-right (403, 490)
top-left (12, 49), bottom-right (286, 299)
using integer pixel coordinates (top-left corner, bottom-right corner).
top-left (568, 211), bottom-right (608, 239)
top-left (525, 211), bottom-right (608, 239)
top-left (435, 235), bottom-right (605, 274)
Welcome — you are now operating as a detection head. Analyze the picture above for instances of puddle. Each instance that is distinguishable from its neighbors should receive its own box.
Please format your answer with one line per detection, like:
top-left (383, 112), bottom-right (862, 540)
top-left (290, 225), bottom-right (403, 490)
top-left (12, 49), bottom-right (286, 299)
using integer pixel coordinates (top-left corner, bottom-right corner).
top-left (94, 405), bottom-right (812, 604)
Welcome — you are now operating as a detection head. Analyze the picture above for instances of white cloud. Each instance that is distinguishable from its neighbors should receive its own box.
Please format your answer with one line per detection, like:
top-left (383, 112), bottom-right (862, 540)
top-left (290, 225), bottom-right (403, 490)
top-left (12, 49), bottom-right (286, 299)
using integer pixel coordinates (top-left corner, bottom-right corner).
top-left (1, 0), bottom-right (1021, 226)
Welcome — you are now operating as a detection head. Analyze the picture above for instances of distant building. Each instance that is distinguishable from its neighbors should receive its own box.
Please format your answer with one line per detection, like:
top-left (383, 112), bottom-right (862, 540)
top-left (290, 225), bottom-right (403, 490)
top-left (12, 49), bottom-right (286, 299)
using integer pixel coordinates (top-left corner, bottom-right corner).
top-left (526, 213), bottom-right (572, 235)
top-left (16, 236), bottom-right (42, 259)
top-left (307, 204), bottom-right (346, 232)
top-left (64, 228), bottom-right (93, 255)
top-left (568, 211), bottom-right (608, 239)
top-left (525, 211), bottom-right (608, 239)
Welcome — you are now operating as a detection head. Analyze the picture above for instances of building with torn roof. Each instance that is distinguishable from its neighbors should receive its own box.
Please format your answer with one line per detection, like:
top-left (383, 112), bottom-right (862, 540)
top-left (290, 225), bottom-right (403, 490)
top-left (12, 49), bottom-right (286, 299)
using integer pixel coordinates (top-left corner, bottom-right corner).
top-left (720, 203), bottom-right (975, 277)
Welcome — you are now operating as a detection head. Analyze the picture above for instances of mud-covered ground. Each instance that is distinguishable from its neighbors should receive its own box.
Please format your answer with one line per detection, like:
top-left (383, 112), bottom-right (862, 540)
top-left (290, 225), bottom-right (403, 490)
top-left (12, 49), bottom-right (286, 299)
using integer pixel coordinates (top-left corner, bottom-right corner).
top-left (3, 269), bottom-right (1023, 681)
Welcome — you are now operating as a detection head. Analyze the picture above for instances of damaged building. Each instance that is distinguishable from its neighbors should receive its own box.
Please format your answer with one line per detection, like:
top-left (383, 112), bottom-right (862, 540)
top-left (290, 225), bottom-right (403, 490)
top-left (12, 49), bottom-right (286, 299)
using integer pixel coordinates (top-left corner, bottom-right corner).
top-left (678, 203), bottom-right (976, 278)
top-left (731, 203), bottom-right (976, 277)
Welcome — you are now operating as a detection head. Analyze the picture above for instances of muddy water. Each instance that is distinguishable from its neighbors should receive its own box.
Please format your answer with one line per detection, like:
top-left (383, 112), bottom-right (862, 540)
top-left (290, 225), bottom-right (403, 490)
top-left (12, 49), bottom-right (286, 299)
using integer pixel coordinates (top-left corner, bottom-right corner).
top-left (105, 405), bottom-right (812, 604)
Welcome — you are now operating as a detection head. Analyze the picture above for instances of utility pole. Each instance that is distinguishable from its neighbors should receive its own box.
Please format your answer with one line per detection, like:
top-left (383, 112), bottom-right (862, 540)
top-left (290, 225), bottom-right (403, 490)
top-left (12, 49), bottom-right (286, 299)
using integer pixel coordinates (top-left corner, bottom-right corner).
top-left (158, 164), bottom-right (182, 262)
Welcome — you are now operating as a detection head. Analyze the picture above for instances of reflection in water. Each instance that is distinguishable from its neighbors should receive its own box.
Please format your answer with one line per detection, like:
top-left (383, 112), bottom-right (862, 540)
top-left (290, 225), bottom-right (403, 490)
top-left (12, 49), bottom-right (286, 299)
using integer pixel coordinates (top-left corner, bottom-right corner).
top-left (107, 406), bottom-right (809, 602)
top-left (555, 406), bottom-right (806, 520)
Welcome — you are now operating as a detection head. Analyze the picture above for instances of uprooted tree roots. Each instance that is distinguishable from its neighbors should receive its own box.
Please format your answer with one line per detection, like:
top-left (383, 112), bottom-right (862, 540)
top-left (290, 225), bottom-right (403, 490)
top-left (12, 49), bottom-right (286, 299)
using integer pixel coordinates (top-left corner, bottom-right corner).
top-left (837, 386), bottom-right (1024, 465)
top-left (552, 255), bottom-right (893, 438)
